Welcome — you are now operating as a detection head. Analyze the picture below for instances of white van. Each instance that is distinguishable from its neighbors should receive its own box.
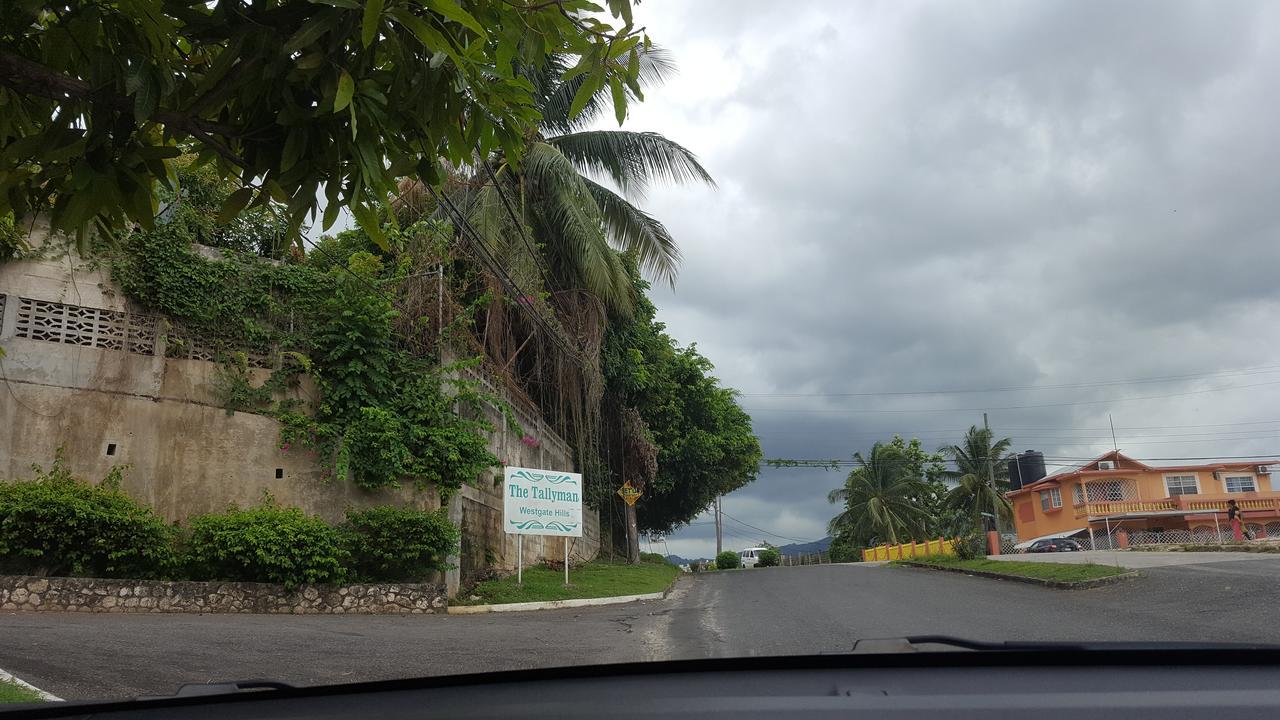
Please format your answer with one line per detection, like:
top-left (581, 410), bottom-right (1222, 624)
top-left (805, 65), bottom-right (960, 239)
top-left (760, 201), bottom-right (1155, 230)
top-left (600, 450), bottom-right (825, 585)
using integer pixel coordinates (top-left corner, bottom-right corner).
top-left (739, 547), bottom-right (770, 568)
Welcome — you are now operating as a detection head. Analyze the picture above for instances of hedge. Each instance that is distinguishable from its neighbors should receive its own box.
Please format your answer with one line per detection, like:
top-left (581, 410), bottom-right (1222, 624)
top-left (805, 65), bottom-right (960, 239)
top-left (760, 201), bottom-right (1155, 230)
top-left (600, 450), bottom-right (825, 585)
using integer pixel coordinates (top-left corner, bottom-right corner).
top-left (0, 457), bottom-right (463, 588)
top-left (0, 456), bottom-right (175, 578)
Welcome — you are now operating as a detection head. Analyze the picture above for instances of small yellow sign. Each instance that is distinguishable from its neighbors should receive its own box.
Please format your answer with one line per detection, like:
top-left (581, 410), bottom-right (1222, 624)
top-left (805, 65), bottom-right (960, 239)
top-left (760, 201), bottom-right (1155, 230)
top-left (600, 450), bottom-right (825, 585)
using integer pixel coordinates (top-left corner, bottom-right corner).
top-left (616, 480), bottom-right (642, 506)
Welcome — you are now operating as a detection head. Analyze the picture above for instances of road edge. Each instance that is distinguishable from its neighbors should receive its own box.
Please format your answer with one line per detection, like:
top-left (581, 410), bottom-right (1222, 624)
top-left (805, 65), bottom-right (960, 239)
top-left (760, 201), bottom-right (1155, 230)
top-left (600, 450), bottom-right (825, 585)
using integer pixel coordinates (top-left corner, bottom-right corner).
top-left (894, 561), bottom-right (1140, 589)
top-left (447, 576), bottom-right (680, 615)
top-left (0, 667), bottom-right (64, 702)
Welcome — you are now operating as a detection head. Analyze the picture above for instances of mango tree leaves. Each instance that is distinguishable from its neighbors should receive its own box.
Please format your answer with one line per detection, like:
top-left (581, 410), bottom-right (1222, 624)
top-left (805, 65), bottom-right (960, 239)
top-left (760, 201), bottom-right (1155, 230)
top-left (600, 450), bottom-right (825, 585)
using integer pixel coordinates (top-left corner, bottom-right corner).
top-left (0, 0), bottom-right (649, 248)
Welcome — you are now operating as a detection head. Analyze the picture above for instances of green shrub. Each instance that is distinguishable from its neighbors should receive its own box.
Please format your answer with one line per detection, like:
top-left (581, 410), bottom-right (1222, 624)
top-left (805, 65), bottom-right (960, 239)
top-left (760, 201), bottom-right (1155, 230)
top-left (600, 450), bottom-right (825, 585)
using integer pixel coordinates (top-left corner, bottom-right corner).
top-left (756, 547), bottom-right (781, 567)
top-left (341, 506), bottom-right (459, 582)
top-left (715, 550), bottom-right (740, 570)
top-left (952, 529), bottom-right (987, 561)
top-left (0, 455), bottom-right (175, 578)
top-left (640, 552), bottom-right (670, 565)
top-left (828, 533), bottom-right (860, 563)
top-left (182, 501), bottom-right (347, 588)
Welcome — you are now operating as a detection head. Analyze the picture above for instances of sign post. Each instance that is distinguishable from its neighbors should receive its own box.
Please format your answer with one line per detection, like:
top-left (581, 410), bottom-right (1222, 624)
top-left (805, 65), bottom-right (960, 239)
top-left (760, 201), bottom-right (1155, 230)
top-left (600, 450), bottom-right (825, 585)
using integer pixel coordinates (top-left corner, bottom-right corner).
top-left (617, 480), bottom-right (642, 507)
top-left (503, 467), bottom-right (584, 586)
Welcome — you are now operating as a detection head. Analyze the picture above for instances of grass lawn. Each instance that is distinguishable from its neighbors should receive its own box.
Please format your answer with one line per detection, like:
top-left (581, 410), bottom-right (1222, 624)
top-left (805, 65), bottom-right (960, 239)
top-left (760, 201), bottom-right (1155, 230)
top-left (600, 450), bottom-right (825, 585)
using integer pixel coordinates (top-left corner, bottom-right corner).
top-left (457, 558), bottom-right (680, 605)
top-left (895, 556), bottom-right (1130, 583)
top-left (0, 678), bottom-right (46, 704)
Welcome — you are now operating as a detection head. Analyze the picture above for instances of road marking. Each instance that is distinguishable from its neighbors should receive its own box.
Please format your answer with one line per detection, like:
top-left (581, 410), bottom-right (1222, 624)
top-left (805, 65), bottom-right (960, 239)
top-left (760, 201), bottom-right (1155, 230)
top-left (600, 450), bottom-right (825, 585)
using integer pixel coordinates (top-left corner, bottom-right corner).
top-left (0, 667), bottom-right (64, 702)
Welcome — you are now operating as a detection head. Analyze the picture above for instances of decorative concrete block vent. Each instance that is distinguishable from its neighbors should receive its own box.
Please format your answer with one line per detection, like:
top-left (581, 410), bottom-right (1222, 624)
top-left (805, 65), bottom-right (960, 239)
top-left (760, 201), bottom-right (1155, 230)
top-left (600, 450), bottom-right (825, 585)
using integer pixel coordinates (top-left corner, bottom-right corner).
top-left (0, 576), bottom-right (448, 615)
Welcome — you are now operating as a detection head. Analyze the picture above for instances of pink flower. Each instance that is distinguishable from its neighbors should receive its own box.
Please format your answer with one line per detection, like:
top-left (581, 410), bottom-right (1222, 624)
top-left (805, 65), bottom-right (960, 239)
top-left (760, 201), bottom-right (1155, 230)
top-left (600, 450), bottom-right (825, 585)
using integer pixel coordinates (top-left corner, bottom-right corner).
top-left (280, 443), bottom-right (292, 451)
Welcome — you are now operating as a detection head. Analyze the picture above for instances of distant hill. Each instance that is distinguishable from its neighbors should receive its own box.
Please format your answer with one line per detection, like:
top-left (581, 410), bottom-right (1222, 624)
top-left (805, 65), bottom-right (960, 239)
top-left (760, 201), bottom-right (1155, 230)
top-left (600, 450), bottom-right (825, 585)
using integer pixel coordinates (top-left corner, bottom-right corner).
top-left (665, 537), bottom-right (832, 566)
top-left (775, 537), bottom-right (832, 555)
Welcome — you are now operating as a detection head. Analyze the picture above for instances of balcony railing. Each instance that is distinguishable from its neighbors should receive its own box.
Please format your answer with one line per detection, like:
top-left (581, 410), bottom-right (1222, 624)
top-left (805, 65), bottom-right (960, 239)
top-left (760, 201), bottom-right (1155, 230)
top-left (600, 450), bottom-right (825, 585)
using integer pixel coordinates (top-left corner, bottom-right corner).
top-left (1076, 500), bottom-right (1177, 517)
top-left (1181, 497), bottom-right (1280, 513)
top-left (1075, 496), bottom-right (1280, 517)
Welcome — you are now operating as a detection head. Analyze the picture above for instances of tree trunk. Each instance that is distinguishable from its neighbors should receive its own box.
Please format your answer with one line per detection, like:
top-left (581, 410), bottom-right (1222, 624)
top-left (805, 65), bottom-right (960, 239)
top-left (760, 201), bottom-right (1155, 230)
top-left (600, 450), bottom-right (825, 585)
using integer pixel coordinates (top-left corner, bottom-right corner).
top-left (625, 500), bottom-right (641, 564)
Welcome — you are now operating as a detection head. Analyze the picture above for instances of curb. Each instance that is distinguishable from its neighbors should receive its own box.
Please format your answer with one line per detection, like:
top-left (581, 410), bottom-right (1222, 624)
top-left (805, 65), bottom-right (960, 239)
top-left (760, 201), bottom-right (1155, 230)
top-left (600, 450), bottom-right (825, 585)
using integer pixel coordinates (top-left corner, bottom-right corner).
top-left (447, 576), bottom-right (679, 615)
top-left (0, 667), bottom-right (63, 702)
top-left (448, 590), bottom-right (665, 614)
top-left (894, 561), bottom-right (1140, 589)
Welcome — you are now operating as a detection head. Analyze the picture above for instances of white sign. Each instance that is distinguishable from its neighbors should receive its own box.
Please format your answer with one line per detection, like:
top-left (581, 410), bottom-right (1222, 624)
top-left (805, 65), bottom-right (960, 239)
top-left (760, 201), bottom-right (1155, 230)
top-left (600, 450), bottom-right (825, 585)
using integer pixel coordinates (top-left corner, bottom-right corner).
top-left (503, 466), bottom-right (583, 537)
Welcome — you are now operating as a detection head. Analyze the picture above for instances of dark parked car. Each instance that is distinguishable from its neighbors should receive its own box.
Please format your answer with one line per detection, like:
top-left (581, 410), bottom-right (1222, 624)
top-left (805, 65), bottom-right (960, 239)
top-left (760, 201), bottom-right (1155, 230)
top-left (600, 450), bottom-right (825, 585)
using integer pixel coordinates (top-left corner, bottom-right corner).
top-left (1026, 538), bottom-right (1083, 553)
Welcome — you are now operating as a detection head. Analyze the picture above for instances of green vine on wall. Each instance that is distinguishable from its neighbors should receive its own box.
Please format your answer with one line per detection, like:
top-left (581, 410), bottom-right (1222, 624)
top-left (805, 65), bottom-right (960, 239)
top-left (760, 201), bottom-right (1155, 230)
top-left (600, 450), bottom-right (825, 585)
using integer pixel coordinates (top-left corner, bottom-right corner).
top-left (107, 166), bottom-right (503, 497)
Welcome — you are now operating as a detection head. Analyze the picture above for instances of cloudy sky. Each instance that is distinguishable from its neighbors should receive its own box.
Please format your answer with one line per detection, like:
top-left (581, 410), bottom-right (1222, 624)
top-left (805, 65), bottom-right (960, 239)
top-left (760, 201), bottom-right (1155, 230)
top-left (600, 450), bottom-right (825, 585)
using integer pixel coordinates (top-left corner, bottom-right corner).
top-left (610, 0), bottom-right (1280, 560)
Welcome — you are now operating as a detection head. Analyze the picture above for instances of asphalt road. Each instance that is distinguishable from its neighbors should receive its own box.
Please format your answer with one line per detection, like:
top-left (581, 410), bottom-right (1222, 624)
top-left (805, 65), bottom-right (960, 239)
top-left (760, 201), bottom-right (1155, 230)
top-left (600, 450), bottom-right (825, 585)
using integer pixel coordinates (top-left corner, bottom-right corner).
top-left (5, 557), bottom-right (1280, 701)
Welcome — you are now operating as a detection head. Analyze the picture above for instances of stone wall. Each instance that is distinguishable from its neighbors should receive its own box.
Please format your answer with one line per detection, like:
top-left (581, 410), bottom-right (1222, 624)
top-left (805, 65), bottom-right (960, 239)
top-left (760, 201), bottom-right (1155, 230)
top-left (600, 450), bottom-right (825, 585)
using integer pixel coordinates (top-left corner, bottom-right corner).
top-left (0, 575), bottom-right (446, 614)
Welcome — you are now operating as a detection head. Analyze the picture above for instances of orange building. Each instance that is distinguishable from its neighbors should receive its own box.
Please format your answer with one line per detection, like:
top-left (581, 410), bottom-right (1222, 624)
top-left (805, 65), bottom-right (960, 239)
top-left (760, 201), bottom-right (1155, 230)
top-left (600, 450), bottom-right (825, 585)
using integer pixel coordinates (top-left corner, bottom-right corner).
top-left (1007, 451), bottom-right (1280, 546)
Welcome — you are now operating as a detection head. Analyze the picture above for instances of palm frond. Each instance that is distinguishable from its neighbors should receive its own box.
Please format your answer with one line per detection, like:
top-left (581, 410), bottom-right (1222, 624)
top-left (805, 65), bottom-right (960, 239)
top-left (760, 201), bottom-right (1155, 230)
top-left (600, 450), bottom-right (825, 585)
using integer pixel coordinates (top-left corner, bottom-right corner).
top-left (522, 142), bottom-right (635, 315)
top-left (549, 130), bottom-right (715, 197)
top-left (582, 178), bottom-right (680, 285)
top-left (539, 46), bottom-right (678, 133)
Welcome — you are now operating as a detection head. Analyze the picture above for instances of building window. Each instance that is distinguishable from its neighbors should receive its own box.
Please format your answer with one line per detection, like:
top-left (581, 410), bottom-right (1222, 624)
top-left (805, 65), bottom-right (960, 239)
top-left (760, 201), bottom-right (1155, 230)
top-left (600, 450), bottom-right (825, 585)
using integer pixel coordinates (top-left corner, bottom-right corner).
top-left (1165, 475), bottom-right (1199, 496)
top-left (1224, 475), bottom-right (1256, 493)
top-left (1072, 484), bottom-right (1085, 505)
top-left (1083, 478), bottom-right (1133, 502)
top-left (1040, 487), bottom-right (1062, 511)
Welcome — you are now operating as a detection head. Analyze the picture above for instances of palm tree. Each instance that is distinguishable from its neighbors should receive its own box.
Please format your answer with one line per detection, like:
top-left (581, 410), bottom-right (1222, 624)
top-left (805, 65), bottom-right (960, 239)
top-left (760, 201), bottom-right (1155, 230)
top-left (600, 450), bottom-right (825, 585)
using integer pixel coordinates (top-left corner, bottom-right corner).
top-left (827, 442), bottom-right (931, 546)
top-left (465, 48), bottom-right (715, 314)
top-left (939, 425), bottom-right (1013, 528)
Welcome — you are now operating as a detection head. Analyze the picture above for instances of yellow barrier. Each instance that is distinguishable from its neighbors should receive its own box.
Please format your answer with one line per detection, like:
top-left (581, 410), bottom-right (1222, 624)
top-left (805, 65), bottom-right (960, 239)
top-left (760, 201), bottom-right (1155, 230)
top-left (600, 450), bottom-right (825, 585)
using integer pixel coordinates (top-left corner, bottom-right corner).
top-left (862, 538), bottom-right (955, 562)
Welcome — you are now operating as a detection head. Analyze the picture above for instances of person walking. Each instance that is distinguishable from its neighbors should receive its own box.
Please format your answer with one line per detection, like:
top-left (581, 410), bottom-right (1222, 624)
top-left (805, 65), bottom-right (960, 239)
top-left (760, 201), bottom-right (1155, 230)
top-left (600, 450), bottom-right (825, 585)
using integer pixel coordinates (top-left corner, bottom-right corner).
top-left (1226, 499), bottom-right (1246, 542)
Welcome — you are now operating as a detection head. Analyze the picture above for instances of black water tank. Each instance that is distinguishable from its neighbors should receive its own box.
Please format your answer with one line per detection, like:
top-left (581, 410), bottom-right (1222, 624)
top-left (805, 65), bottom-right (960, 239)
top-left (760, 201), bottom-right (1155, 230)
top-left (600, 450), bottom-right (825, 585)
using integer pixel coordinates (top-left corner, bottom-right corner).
top-left (1015, 450), bottom-right (1047, 487)
top-left (1008, 458), bottom-right (1023, 490)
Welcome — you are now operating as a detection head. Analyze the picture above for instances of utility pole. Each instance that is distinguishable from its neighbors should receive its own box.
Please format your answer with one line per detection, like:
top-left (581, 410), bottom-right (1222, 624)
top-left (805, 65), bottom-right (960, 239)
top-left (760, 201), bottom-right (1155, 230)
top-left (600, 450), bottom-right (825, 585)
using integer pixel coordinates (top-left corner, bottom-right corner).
top-left (715, 495), bottom-right (723, 555)
top-left (984, 412), bottom-right (1001, 536)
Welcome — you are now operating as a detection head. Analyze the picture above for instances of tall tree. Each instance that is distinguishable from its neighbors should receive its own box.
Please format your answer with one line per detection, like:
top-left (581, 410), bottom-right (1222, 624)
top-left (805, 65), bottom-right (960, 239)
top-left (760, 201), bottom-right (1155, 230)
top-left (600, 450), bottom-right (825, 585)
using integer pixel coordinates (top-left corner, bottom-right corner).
top-left (0, 0), bottom-right (648, 247)
top-left (467, 48), bottom-right (715, 314)
top-left (602, 263), bottom-right (760, 552)
top-left (827, 442), bottom-right (931, 546)
top-left (939, 425), bottom-right (1014, 529)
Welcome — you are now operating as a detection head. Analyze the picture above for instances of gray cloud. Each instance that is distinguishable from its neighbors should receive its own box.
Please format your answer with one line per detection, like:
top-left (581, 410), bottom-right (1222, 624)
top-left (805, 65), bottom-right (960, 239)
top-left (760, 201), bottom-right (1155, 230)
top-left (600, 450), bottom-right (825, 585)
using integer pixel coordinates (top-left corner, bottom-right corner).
top-left (611, 0), bottom-right (1280, 558)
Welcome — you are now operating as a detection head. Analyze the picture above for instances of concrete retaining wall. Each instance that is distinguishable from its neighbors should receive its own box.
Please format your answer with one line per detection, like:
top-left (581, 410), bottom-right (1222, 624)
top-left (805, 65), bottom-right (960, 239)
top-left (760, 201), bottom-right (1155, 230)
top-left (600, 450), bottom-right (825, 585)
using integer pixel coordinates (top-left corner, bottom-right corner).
top-left (0, 227), bottom-right (601, 595)
top-left (0, 575), bottom-right (447, 614)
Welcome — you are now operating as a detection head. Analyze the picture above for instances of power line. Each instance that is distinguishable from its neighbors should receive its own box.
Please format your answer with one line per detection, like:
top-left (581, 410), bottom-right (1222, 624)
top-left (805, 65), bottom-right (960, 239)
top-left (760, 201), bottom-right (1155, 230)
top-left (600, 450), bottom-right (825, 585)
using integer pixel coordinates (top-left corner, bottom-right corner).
top-left (721, 510), bottom-right (818, 544)
top-left (477, 159), bottom-right (557, 293)
top-left (766, 419), bottom-right (1280, 438)
top-left (426, 184), bottom-right (586, 368)
top-left (738, 364), bottom-right (1280, 398)
top-left (764, 452), bottom-right (1280, 469)
top-left (742, 378), bottom-right (1280, 414)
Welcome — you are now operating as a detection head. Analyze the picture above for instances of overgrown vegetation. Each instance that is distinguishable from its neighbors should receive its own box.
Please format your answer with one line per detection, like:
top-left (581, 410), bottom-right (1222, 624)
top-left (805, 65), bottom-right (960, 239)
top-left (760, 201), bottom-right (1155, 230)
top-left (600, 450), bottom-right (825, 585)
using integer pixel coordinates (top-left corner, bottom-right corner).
top-left (3, 0), bottom-right (760, 566)
top-left (457, 556), bottom-right (678, 605)
top-left (342, 507), bottom-right (459, 582)
top-left (0, 213), bottom-right (26, 262)
top-left (109, 167), bottom-right (502, 496)
top-left (896, 556), bottom-right (1130, 583)
top-left (714, 550), bottom-right (741, 570)
top-left (601, 263), bottom-right (762, 545)
top-left (0, 454), bottom-right (175, 579)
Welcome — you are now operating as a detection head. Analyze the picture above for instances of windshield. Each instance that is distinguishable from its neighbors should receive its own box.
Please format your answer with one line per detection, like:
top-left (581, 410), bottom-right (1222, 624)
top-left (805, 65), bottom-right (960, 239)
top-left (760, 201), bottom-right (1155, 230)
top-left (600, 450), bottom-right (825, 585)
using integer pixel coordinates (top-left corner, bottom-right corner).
top-left (4, 0), bottom-right (1280, 706)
